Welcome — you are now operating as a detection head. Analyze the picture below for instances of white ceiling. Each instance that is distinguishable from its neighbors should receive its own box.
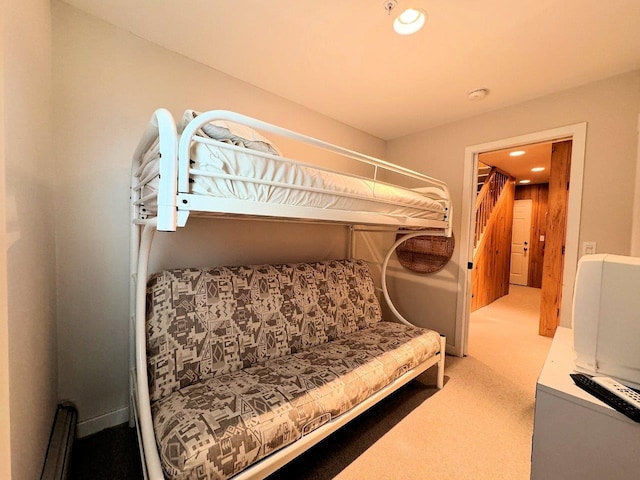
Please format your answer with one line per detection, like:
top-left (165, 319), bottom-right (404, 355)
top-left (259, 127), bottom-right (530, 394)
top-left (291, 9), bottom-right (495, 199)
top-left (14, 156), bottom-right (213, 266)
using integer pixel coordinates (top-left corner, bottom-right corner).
top-left (61, 0), bottom-right (640, 140)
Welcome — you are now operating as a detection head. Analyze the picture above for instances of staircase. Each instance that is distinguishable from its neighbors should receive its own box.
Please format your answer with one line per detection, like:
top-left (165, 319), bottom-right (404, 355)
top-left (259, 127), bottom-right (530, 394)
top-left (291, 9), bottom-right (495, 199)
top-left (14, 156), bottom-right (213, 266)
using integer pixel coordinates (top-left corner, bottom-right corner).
top-left (471, 166), bottom-right (515, 312)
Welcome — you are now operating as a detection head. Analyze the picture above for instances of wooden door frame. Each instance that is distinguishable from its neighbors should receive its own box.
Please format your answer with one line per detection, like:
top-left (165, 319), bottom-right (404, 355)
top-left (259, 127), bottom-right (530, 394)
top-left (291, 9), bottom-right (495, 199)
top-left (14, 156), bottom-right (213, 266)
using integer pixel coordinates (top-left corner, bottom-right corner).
top-left (455, 123), bottom-right (587, 356)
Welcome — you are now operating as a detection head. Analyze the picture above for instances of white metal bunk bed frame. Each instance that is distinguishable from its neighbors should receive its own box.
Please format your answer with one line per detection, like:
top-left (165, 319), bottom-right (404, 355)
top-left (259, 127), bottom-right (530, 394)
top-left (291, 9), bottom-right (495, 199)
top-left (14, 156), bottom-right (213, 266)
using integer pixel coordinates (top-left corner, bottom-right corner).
top-left (130, 109), bottom-right (452, 479)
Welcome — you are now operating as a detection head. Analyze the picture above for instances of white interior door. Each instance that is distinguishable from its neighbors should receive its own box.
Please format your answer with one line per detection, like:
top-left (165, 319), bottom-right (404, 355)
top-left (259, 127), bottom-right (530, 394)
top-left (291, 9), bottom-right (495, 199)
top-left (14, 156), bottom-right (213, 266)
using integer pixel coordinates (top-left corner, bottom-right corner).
top-left (510, 199), bottom-right (533, 285)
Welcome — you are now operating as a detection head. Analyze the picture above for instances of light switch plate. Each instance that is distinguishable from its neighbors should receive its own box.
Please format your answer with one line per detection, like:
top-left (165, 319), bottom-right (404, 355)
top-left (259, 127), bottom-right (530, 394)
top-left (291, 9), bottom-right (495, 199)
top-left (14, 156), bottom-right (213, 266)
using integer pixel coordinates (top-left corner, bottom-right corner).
top-left (583, 241), bottom-right (597, 255)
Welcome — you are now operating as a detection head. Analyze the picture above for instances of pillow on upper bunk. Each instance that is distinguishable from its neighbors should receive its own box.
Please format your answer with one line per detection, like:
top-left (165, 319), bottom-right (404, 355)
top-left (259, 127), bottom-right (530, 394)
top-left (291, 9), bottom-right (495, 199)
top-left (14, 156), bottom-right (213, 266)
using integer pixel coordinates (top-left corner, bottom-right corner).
top-left (181, 109), bottom-right (282, 156)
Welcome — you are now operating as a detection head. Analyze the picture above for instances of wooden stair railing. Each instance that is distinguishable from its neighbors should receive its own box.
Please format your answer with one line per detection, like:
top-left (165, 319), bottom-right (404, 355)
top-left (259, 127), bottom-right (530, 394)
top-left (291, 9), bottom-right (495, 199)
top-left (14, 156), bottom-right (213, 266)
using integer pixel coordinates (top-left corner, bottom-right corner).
top-left (471, 167), bottom-right (515, 311)
top-left (473, 167), bottom-right (509, 251)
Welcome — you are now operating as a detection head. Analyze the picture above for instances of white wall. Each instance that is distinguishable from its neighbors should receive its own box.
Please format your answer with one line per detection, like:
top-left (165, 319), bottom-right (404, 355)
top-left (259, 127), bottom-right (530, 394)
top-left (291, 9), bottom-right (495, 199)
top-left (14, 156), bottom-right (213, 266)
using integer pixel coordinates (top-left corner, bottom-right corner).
top-left (0, 2), bottom-right (11, 476)
top-left (3, 0), bottom-right (58, 478)
top-left (632, 113), bottom-right (640, 257)
top-left (386, 72), bottom-right (640, 349)
top-left (52, 2), bottom-right (385, 434)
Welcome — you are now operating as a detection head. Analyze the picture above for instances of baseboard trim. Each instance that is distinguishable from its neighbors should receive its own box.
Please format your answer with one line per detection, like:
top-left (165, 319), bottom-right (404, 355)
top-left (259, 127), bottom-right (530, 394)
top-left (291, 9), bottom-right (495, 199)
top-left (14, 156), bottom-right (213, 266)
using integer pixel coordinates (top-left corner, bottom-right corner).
top-left (77, 406), bottom-right (129, 438)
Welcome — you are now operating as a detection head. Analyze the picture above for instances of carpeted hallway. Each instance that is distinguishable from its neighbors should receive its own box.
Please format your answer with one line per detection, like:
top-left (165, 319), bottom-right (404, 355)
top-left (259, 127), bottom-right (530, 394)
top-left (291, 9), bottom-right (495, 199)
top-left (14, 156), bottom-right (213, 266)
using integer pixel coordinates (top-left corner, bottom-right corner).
top-left (71, 286), bottom-right (552, 480)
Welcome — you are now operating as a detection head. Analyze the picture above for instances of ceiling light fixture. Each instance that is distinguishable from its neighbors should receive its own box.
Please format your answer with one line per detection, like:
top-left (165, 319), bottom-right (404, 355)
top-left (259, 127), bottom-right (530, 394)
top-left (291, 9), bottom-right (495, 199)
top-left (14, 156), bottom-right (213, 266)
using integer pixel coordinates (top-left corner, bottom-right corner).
top-left (383, 1), bottom-right (427, 35)
top-left (468, 88), bottom-right (490, 101)
top-left (519, 179), bottom-right (531, 184)
top-left (531, 167), bottom-right (545, 172)
top-left (509, 150), bottom-right (526, 157)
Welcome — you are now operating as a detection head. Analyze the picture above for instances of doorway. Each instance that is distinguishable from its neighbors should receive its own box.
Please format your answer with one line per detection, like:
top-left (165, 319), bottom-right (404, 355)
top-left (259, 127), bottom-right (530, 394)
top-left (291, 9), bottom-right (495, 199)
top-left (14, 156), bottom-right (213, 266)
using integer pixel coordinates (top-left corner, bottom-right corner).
top-left (455, 123), bottom-right (586, 356)
top-left (471, 139), bottom-right (570, 338)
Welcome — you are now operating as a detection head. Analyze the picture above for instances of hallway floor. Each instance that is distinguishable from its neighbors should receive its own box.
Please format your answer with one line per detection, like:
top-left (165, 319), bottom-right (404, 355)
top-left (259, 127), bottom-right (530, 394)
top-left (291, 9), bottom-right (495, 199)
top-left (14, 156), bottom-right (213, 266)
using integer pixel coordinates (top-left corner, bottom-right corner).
top-left (469, 285), bottom-right (552, 392)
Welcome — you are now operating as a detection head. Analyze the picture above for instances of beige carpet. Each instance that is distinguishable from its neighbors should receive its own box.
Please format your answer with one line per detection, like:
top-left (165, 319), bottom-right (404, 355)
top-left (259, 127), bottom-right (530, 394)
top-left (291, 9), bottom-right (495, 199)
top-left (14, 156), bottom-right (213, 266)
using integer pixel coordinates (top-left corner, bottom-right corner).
top-left (270, 286), bottom-right (553, 480)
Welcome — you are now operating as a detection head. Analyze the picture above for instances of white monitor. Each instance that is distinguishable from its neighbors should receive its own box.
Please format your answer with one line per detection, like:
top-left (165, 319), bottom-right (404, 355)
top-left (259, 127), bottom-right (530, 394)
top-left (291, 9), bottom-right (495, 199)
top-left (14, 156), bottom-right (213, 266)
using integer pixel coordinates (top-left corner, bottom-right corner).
top-left (572, 254), bottom-right (640, 388)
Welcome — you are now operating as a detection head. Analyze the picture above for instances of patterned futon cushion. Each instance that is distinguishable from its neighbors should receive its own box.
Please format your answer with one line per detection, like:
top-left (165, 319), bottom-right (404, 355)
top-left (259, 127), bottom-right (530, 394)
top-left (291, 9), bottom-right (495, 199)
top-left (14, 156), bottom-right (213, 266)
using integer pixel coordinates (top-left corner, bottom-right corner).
top-left (152, 321), bottom-right (441, 480)
top-left (146, 260), bottom-right (382, 403)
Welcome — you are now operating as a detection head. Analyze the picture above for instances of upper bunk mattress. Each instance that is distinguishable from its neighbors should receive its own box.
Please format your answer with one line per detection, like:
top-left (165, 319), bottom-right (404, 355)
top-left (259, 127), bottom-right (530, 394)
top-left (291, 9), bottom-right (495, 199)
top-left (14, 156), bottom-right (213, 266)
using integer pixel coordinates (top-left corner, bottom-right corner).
top-left (140, 136), bottom-right (448, 223)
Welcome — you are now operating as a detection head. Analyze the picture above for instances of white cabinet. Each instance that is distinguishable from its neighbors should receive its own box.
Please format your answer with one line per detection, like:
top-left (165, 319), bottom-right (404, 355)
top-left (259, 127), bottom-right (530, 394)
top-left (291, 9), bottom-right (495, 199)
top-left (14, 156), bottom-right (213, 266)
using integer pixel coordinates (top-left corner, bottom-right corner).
top-left (531, 327), bottom-right (640, 480)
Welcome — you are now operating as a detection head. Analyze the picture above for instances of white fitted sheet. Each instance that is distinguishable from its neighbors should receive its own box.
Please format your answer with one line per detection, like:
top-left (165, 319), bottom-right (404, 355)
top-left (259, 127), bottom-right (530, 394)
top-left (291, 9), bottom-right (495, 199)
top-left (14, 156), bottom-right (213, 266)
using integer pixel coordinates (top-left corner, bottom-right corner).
top-left (139, 138), bottom-right (448, 222)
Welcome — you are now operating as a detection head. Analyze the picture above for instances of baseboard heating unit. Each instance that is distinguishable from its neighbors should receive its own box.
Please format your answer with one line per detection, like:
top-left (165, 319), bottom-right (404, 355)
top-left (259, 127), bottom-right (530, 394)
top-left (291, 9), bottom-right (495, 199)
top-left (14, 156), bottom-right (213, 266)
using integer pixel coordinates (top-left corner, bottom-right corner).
top-left (41, 403), bottom-right (77, 480)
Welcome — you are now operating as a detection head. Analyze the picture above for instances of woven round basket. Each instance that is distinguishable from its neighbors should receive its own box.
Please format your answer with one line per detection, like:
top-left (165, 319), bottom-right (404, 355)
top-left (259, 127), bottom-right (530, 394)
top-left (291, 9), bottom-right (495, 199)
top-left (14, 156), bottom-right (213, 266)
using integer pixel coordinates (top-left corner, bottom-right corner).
top-left (395, 232), bottom-right (455, 274)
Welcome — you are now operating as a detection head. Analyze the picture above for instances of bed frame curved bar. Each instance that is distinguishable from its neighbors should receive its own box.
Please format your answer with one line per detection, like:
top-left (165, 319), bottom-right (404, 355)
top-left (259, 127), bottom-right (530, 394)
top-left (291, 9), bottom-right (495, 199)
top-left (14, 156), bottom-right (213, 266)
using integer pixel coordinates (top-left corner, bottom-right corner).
top-left (380, 232), bottom-right (429, 328)
top-left (132, 108), bottom-right (178, 231)
top-left (381, 231), bottom-right (447, 388)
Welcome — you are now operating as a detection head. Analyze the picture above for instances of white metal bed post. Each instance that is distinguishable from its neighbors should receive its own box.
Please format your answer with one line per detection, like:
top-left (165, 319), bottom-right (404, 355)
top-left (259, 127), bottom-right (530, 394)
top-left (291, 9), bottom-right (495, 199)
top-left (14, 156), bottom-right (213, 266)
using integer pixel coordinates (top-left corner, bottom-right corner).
top-left (437, 335), bottom-right (446, 389)
top-left (134, 219), bottom-right (164, 480)
top-left (130, 108), bottom-right (178, 479)
top-left (348, 226), bottom-right (356, 259)
top-left (444, 186), bottom-right (452, 237)
top-left (130, 156), bottom-right (142, 429)
top-left (130, 108), bottom-right (177, 399)
top-left (154, 110), bottom-right (178, 232)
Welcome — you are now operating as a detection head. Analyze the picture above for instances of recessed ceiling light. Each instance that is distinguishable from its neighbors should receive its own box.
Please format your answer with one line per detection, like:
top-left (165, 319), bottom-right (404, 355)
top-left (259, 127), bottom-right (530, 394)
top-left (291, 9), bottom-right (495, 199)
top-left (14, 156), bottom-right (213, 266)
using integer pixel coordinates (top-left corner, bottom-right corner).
top-left (519, 179), bottom-right (531, 184)
top-left (394, 8), bottom-right (427, 34)
top-left (531, 167), bottom-right (545, 172)
top-left (510, 150), bottom-right (526, 157)
top-left (383, 1), bottom-right (427, 35)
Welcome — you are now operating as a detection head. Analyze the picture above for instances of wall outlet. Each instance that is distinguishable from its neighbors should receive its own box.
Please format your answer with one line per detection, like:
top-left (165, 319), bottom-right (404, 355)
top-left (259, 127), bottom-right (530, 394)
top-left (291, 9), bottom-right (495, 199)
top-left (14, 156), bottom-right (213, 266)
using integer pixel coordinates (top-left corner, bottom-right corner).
top-left (583, 241), bottom-right (597, 255)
